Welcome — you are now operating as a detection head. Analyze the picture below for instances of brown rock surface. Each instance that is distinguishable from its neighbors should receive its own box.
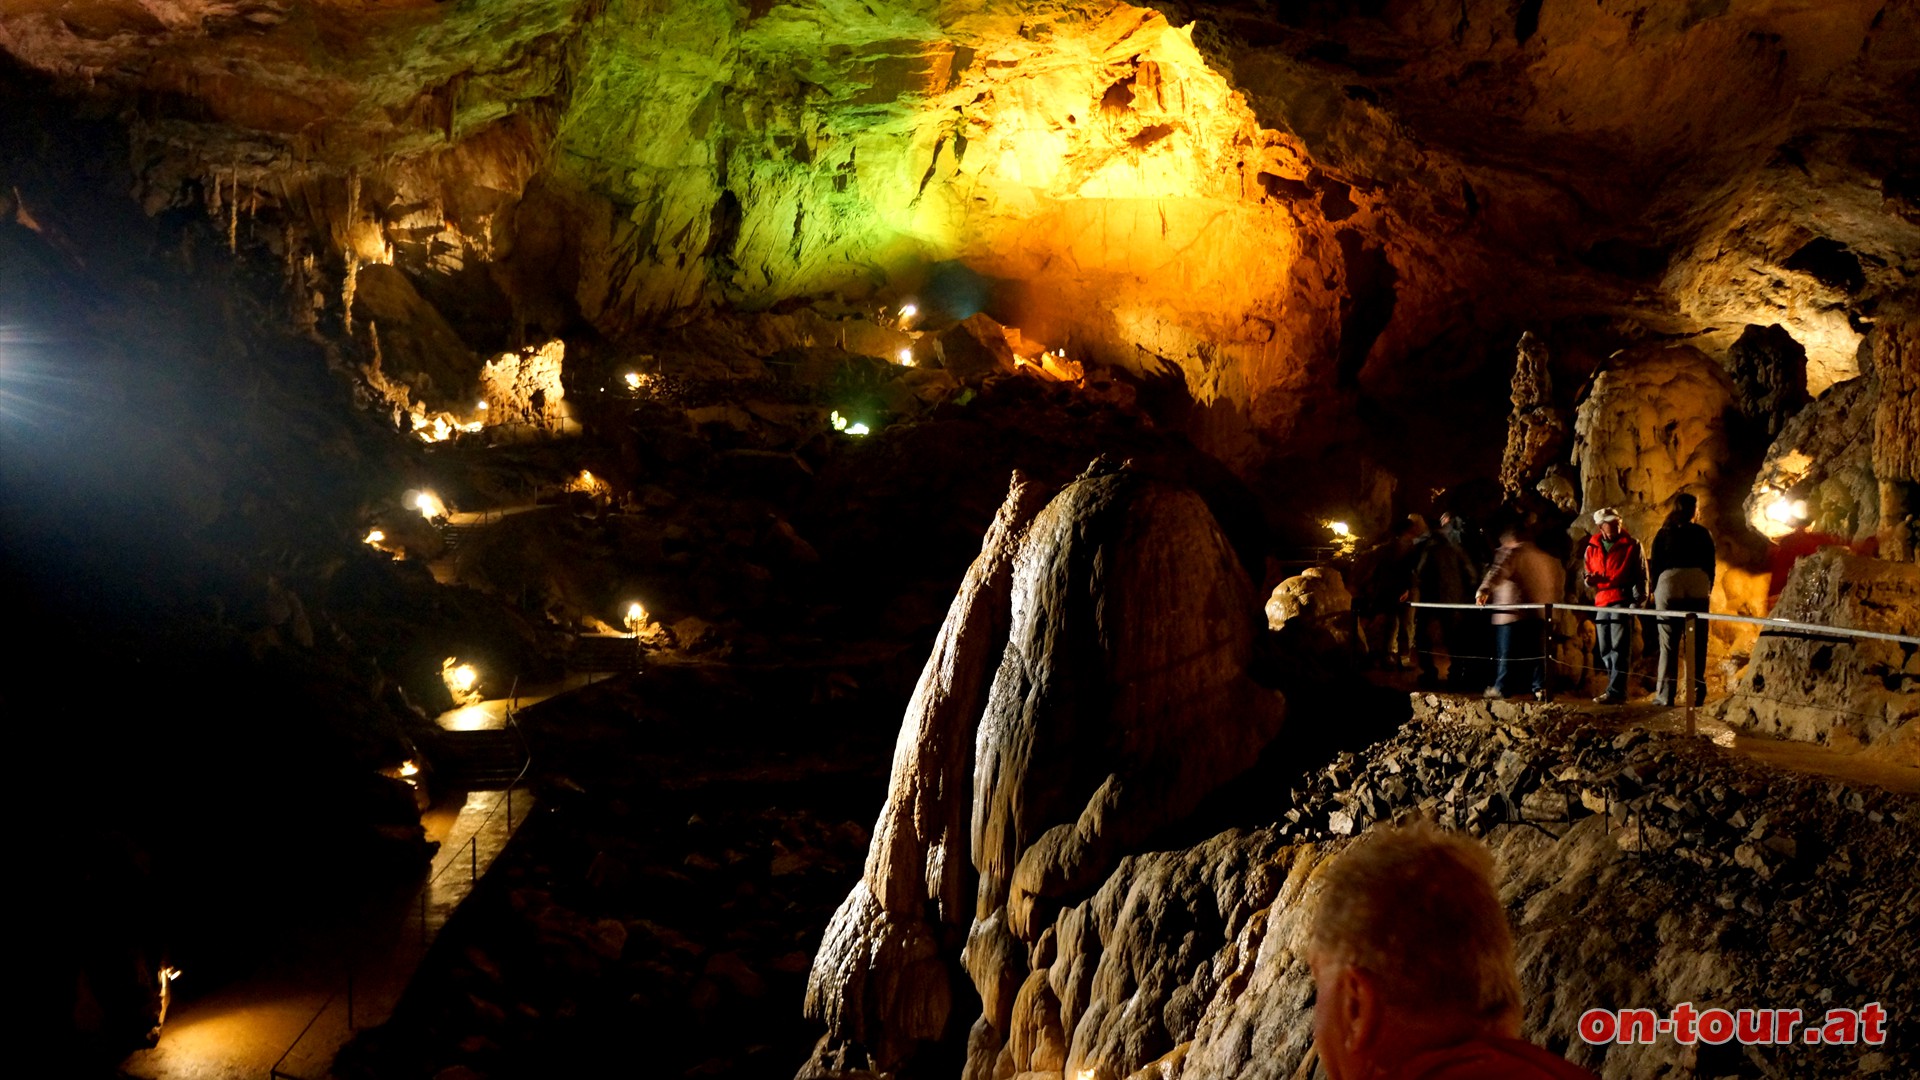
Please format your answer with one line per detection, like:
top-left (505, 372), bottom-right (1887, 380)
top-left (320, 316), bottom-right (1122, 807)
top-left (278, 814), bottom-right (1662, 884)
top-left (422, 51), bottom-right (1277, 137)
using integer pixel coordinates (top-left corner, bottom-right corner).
top-left (1498, 332), bottom-right (1567, 502)
top-left (1721, 550), bottom-right (1920, 762)
top-left (803, 473), bottom-right (1053, 1075)
top-left (1747, 378), bottom-right (1879, 544)
top-left (1571, 344), bottom-right (1737, 545)
top-left (806, 461), bottom-right (1285, 1076)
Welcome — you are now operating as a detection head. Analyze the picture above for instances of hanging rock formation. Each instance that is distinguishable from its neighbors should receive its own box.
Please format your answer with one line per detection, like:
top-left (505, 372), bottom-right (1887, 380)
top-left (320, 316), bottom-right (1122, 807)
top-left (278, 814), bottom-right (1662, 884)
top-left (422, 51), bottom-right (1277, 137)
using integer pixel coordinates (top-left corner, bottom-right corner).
top-left (1497, 331), bottom-right (1566, 502)
top-left (1720, 323), bottom-right (1811, 443)
top-left (804, 459), bottom-right (1286, 1077)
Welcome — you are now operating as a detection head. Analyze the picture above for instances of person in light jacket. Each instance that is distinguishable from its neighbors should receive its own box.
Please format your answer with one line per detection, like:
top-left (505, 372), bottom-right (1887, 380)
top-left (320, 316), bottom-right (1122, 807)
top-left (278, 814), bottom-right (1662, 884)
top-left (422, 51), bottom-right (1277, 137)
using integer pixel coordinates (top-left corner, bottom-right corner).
top-left (1476, 524), bottom-right (1565, 701)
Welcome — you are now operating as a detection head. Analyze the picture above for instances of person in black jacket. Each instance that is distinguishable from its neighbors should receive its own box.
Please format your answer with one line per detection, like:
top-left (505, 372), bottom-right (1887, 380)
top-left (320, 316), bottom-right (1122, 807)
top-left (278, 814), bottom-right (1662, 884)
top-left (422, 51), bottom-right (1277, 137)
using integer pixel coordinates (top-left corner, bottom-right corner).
top-left (1649, 493), bottom-right (1716, 706)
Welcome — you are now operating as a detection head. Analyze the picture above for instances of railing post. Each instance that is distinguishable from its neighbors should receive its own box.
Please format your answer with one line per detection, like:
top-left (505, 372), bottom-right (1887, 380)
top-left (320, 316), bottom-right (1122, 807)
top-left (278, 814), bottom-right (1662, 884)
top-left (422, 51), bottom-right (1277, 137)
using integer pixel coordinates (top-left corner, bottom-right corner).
top-left (1540, 603), bottom-right (1554, 699)
top-left (1683, 612), bottom-right (1698, 737)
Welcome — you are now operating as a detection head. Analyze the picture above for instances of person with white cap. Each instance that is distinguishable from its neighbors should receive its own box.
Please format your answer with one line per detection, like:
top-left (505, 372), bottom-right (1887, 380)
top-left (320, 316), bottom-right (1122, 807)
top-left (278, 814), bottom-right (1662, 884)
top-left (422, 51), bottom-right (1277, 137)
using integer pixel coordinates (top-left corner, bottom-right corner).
top-left (1581, 507), bottom-right (1644, 704)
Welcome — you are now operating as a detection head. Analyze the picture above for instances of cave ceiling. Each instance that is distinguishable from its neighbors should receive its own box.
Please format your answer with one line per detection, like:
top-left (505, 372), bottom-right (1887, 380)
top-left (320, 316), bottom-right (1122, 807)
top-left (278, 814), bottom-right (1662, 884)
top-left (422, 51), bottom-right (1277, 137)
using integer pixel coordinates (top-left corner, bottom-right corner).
top-left (4, 0), bottom-right (1916, 462)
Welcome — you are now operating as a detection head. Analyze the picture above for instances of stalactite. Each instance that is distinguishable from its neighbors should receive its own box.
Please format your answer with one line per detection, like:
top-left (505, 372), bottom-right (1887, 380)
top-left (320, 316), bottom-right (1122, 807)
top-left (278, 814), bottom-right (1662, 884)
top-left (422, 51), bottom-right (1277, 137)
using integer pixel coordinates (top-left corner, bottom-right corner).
top-left (343, 170), bottom-right (363, 333)
top-left (343, 255), bottom-right (359, 335)
top-left (228, 168), bottom-right (239, 253)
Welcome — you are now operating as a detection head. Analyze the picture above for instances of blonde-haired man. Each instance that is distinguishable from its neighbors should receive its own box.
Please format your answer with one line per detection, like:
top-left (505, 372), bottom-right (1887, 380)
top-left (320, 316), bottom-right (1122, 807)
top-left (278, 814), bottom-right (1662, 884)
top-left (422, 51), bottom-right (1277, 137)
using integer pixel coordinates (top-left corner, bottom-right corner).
top-left (1308, 823), bottom-right (1596, 1080)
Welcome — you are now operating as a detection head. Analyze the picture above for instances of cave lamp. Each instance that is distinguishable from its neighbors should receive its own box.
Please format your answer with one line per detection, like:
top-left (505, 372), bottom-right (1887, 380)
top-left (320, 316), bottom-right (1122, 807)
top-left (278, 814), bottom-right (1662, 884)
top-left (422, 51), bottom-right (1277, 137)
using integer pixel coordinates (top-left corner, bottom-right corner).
top-left (624, 601), bottom-right (648, 635)
top-left (624, 372), bottom-right (641, 390)
top-left (412, 490), bottom-right (447, 521)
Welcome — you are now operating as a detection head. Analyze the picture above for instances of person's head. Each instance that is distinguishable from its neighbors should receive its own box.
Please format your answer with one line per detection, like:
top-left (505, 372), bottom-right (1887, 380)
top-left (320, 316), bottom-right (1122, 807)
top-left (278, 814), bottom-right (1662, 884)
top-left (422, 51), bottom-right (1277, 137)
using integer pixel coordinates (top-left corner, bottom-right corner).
top-left (1308, 822), bottom-right (1523, 1080)
top-left (1593, 506), bottom-right (1622, 541)
top-left (1668, 492), bottom-right (1697, 524)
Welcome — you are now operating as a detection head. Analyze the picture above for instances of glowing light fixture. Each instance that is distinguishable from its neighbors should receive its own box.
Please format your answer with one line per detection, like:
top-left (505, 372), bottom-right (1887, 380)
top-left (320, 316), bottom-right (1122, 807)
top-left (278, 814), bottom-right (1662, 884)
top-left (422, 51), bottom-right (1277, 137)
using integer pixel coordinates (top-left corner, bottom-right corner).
top-left (161, 966), bottom-right (182, 984)
top-left (442, 657), bottom-right (480, 703)
top-left (898, 303), bottom-right (918, 319)
top-left (1764, 497), bottom-right (1808, 525)
top-left (897, 348), bottom-right (916, 367)
top-left (1329, 521), bottom-right (1351, 537)
top-left (624, 601), bottom-right (649, 636)
top-left (412, 490), bottom-right (447, 520)
top-left (847, 422), bottom-right (871, 436)
top-left (831, 410), bottom-right (849, 432)
top-left (476, 400), bottom-right (488, 411)
top-left (625, 372), bottom-right (641, 390)
top-left (364, 528), bottom-right (386, 545)
top-left (398, 759), bottom-right (420, 778)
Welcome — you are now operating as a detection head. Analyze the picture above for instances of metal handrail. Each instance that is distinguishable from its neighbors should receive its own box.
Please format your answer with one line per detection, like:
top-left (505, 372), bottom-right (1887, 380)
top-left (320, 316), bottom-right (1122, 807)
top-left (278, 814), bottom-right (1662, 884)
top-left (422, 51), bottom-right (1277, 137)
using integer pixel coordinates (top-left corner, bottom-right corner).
top-left (267, 679), bottom-right (534, 1080)
top-left (1410, 601), bottom-right (1919, 647)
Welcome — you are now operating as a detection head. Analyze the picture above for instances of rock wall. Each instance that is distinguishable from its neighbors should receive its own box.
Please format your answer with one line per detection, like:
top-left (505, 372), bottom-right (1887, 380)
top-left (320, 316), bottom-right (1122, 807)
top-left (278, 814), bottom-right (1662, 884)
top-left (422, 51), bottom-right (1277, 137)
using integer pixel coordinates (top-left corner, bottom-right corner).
top-left (1721, 550), bottom-right (1920, 762)
top-left (10, 0), bottom-right (1920, 476)
top-left (803, 460), bottom-right (1286, 1076)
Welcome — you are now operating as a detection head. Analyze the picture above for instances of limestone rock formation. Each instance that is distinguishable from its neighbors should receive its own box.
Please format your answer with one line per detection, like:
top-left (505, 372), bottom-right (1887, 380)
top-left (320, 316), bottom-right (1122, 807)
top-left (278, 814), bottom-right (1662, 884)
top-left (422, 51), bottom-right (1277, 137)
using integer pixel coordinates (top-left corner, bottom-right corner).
top-left (1263, 567), bottom-right (1351, 634)
top-left (1746, 379), bottom-right (1879, 544)
top-left (803, 472), bottom-right (1052, 1075)
top-left (805, 460), bottom-right (1286, 1077)
top-left (1868, 310), bottom-right (1920, 561)
top-left (951, 698), bottom-right (1919, 1080)
top-left (1720, 323), bottom-right (1810, 443)
top-left (1498, 332), bottom-right (1566, 501)
top-left (1721, 550), bottom-right (1920, 762)
top-left (1571, 344), bottom-right (1738, 545)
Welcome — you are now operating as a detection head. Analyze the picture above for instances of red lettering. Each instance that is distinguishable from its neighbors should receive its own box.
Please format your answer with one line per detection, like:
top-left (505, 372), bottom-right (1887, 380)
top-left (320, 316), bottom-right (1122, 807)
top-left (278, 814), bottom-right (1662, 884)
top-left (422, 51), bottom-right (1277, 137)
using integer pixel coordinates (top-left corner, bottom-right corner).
top-left (1821, 1008), bottom-right (1859, 1045)
top-left (1861, 1002), bottom-right (1886, 1044)
top-left (1619, 1008), bottom-right (1658, 1044)
top-left (1578, 1009), bottom-right (1617, 1045)
top-left (1735, 1008), bottom-right (1771, 1044)
top-left (1773, 1008), bottom-right (1802, 1044)
top-left (1699, 1008), bottom-right (1735, 1044)
top-left (1671, 1002), bottom-right (1699, 1044)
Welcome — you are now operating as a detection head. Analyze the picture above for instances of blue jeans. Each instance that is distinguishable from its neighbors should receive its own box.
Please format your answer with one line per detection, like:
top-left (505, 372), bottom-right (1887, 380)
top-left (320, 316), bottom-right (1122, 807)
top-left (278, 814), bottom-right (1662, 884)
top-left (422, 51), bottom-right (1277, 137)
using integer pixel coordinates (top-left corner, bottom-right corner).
top-left (1493, 618), bottom-right (1546, 696)
top-left (1595, 608), bottom-right (1632, 700)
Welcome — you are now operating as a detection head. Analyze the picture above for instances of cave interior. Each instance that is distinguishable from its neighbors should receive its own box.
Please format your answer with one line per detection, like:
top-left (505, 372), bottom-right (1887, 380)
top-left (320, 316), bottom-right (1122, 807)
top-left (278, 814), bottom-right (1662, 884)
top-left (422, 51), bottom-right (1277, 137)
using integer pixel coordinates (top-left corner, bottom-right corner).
top-left (6, 1), bottom-right (1917, 1078)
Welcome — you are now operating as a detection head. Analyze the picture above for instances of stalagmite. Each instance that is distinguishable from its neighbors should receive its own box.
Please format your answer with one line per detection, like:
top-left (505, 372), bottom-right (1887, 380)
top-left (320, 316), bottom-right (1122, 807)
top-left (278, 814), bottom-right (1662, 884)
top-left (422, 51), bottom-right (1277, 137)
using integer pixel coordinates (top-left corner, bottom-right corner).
top-left (1871, 308), bottom-right (1920, 561)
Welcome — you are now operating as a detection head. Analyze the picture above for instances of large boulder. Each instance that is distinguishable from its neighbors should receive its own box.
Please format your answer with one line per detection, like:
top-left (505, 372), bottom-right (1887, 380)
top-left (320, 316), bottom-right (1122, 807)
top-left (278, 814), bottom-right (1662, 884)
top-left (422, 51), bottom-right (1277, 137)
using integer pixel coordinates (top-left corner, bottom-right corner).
top-left (1262, 567), bottom-right (1350, 633)
top-left (1720, 550), bottom-right (1920, 762)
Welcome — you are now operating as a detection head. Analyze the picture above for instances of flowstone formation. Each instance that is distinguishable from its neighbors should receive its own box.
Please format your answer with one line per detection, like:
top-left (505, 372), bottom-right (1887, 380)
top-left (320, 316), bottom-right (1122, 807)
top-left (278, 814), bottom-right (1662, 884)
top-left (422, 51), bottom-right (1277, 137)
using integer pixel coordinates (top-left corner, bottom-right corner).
top-left (804, 460), bottom-right (1285, 1077)
top-left (1571, 344), bottom-right (1738, 546)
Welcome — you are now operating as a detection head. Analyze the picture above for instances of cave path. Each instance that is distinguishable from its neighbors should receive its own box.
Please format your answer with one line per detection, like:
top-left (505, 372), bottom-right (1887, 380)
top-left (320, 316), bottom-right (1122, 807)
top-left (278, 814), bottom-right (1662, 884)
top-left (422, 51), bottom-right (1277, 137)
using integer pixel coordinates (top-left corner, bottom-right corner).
top-left (118, 689), bottom-right (555, 1080)
top-left (1406, 686), bottom-right (1920, 795)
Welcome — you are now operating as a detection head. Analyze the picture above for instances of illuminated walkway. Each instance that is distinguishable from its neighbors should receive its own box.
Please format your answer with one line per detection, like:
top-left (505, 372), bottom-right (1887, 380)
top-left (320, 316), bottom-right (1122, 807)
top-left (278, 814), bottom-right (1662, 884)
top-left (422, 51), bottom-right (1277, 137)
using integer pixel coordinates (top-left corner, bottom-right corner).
top-left (121, 716), bottom-right (538, 1080)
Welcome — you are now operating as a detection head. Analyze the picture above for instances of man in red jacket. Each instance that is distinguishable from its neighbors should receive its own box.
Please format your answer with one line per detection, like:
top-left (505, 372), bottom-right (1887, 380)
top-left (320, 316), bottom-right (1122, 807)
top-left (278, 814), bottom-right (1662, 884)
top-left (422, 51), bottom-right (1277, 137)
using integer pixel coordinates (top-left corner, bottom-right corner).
top-left (1309, 823), bottom-right (1598, 1080)
top-left (1582, 507), bottom-right (1645, 704)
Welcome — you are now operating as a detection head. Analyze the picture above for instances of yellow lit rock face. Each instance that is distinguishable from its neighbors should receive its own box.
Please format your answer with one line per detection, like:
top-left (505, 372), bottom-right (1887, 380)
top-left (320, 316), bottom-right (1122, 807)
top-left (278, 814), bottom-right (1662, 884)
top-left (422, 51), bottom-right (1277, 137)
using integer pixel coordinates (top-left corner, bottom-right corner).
top-left (6, 0), bottom-right (1918, 470)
